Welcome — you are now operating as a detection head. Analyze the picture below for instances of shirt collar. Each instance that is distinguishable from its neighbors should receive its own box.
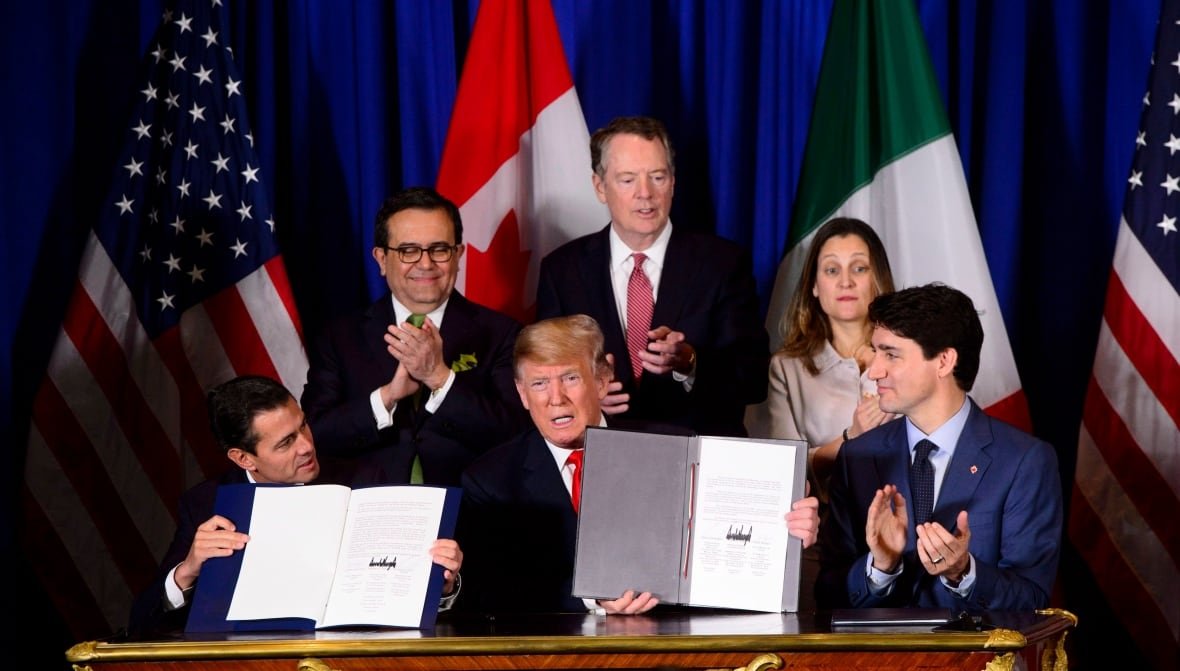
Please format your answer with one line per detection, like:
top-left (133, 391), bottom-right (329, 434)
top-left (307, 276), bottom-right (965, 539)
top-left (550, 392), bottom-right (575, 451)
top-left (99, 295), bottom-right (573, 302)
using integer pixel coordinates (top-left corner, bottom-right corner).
top-left (544, 415), bottom-right (608, 471)
top-left (905, 395), bottom-right (972, 456)
top-left (609, 220), bottom-right (673, 270)
top-left (813, 340), bottom-right (848, 371)
top-left (390, 295), bottom-right (448, 328)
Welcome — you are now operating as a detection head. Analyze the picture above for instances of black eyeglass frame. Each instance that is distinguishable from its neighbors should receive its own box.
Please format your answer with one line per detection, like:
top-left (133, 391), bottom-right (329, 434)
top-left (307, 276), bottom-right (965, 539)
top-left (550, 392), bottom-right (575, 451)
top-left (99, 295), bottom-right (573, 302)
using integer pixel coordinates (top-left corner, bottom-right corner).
top-left (381, 243), bottom-right (460, 263)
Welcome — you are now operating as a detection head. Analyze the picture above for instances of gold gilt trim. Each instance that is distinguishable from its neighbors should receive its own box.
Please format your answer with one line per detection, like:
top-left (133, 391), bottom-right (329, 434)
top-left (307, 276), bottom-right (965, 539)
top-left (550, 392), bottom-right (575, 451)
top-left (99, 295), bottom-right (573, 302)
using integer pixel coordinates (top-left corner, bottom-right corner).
top-left (984, 652), bottom-right (1016, 671)
top-left (71, 665), bottom-right (94, 671)
top-left (1040, 628), bottom-right (1071, 671)
top-left (1036, 608), bottom-right (1079, 627)
top-left (67, 641), bottom-right (99, 662)
top-left (983, 628), bottom-right (1026, 648)
top-left (706, 652), bottom-right (783, 671)
top-left (297, 658), bottom-right (339, 671)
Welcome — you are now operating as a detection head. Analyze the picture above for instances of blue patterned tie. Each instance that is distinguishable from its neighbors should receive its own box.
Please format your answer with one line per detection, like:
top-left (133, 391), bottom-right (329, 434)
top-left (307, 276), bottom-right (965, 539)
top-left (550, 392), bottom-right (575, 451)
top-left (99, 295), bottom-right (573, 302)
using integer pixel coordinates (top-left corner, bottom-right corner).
top-left (910, 439), bottom-right (938, 524)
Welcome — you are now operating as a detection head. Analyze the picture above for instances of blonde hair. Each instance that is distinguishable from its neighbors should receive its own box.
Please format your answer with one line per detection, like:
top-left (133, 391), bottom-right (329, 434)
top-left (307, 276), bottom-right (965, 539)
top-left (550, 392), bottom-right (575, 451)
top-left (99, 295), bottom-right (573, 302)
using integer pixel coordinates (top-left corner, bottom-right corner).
top-left (514, 314), bottom-right (613, 380)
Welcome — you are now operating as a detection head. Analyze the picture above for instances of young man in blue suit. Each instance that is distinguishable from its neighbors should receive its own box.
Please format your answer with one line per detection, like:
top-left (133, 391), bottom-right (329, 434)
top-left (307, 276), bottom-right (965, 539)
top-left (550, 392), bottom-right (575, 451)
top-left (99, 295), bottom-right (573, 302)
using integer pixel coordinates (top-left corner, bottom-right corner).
top-left (302, 187), bottom-right (528, 486)
top-left (817, 284), bottom-right (1062, 612)
top-left (535, 117), bottom-right (768, 437)
top-left (458, 315), bottom-right (819, 615)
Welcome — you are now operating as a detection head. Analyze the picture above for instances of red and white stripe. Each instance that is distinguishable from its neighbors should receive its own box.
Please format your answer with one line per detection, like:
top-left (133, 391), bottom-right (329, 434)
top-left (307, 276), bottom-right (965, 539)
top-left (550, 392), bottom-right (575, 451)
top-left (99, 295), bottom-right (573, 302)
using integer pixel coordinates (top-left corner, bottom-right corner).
top-left (23, 231), bottom-right (306, 636)
top-left (1072, 217), bottom-right (1180, 671)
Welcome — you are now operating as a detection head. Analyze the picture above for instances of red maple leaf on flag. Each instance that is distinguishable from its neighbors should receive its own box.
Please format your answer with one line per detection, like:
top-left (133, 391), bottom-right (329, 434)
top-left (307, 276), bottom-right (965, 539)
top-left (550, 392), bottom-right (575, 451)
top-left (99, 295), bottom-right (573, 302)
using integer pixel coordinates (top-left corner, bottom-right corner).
top-left (465, 209), bottom-right (534, 323)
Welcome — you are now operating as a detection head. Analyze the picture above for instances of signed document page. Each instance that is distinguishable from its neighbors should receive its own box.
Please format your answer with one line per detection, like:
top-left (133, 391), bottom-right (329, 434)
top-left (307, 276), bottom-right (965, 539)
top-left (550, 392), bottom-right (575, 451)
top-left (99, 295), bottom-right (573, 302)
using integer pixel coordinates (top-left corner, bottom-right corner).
top-left (213, 484), bottom-right (457, 631)
top-left (686, 437), bottom-right (801, 612)
top-left (227, 484), bottom-right (352, 622)
top-left (320, 486), bottom-right (448, 627)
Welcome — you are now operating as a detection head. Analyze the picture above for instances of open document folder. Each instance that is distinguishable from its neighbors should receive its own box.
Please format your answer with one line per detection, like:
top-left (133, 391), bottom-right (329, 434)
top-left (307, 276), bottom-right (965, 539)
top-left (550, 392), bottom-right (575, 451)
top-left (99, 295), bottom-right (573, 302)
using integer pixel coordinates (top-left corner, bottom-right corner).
top-left (572, 428), bottom-right (807, 612)
top-left (186, 483), bottom-right (459, 632)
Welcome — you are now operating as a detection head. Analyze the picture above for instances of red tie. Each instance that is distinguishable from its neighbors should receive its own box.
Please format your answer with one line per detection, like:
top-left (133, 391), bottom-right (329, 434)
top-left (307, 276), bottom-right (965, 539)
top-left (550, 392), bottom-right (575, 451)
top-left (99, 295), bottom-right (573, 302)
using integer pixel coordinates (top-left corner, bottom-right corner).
top-left (565, 449), bottom-right (584, 514)
top-left (626, 253), bottom-right (654, 383)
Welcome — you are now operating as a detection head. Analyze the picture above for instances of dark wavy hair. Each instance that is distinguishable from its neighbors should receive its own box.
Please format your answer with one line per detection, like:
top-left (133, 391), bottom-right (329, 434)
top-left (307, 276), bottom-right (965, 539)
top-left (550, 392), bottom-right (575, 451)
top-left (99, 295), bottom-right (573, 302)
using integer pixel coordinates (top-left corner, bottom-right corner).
top-left (206, 375), bottom-right (294, 454)
top-left (868, 283), bottom-right (984, 392)
top-left (373, 186), bottom-right (463, 248)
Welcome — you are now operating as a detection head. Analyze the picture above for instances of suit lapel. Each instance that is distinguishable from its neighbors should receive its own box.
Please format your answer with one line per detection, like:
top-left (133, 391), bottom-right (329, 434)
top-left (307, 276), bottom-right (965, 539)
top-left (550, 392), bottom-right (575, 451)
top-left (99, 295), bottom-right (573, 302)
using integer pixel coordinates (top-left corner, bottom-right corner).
top-left (872, 420), bottom-right (918, 545)
top-left (650, 228), bottom-right (693, 328)
top-left (581, 228), bottom-right (630, 377)
top-left (936, 401), bottom-right (992, 530)
top-left (438, 291), bottom-right (476, 366)
top-left (365, 296), bottom-right (399, 382)
top-left (521, 432), bottom-right (575, 514)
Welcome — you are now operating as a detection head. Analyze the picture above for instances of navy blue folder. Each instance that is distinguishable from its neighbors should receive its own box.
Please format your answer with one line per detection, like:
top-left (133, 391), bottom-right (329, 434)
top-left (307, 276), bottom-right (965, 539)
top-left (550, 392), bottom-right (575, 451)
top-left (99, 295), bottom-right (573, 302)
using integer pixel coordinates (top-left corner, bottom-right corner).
top-left (185, 483), bottom-right (461, 633)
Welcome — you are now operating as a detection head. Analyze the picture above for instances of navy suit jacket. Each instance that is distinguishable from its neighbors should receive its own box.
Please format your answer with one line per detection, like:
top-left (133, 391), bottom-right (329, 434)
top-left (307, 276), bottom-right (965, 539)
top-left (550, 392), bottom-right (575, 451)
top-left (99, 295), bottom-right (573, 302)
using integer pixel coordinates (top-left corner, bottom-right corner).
top-left (126, 458), bottom-right (378, 635)
top-left (817, 400), bottom-right (1062, 612)
top-left (536, 225), bottom-right (768, 437)
top-left (301, 291), bottom-right (527, 486)
top-left (456, 429), bottom-right (585, 613)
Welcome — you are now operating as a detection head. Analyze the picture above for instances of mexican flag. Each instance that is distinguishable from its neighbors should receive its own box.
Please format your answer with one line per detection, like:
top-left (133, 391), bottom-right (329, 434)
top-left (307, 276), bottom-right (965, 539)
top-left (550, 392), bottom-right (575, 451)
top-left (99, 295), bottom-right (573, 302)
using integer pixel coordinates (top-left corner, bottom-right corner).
top-left (436, 0), bottom-right (606, 324)
top-left (765, 0), bottom-right (1030, 429)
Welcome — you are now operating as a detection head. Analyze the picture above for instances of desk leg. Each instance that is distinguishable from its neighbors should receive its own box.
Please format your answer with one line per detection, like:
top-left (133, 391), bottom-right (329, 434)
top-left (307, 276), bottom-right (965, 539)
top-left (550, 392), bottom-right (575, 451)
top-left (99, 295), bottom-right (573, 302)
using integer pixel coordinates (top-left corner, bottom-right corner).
top-left (1039, 630), bottom-right (1070, 671)
top-left (984, 652), bottom-right (1016, 671)
top-left (708, 652), bottom-right (783, 671)
top-left (298, 658), bottom-right (339, 671)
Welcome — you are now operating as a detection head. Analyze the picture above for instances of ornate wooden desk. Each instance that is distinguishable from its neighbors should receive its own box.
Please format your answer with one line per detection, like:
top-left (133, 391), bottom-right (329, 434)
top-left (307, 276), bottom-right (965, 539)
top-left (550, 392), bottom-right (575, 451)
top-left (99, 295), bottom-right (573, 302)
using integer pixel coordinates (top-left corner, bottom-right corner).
top-left (68, 608), bottom-right (1075, 671)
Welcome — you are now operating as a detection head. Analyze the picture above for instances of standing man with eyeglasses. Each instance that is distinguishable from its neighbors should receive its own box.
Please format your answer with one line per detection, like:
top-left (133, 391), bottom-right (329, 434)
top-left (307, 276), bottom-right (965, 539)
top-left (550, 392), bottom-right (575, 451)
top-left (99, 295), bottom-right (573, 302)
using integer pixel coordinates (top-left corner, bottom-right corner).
top-left (536, 116), bottom-right (768, 436)
top-left (302, 187), bottom-right (528, 486)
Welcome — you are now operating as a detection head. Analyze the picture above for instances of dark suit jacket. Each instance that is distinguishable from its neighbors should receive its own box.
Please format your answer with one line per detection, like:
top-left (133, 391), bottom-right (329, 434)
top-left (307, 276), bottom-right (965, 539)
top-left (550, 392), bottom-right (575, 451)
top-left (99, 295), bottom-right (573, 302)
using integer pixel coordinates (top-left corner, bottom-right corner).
top-left (816, 400), bottom-right (1062, 612)
top-left (456, 429), bottom-right (585, 613)
top-left (127, 459), bottom-right (379, 636)
top-left (535, 225), bottom-right (768, 436)
top-left (301, 291), bottom-right (527, 486)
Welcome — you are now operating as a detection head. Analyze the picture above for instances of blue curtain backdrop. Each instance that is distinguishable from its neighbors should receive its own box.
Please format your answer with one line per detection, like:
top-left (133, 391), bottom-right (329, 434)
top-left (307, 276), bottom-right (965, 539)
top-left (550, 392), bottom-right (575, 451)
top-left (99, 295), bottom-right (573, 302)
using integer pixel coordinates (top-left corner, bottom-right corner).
top-left (0, 0), bottom-right (1160, 665)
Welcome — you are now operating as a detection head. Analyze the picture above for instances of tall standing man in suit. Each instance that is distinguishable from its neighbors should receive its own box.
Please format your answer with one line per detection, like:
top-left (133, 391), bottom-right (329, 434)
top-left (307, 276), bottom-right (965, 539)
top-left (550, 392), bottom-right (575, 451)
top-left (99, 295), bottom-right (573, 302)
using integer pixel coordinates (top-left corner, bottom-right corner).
top-left (817, 284), bottom-right (1062, 612)
top-left (458, 315), bottom-right (819, 614)
top-left (128, 375), bottom-right (462, 635)
top-left (535, 116), bottom-right (768, 437)
top-left (302, 187), bottom-right (528, 486)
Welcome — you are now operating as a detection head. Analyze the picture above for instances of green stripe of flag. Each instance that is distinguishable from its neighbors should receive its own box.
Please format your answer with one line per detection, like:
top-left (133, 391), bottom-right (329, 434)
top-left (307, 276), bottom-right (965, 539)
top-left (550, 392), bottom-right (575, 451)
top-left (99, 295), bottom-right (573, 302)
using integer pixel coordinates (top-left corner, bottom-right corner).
top-left (788, 0), bottom-right (951, 248)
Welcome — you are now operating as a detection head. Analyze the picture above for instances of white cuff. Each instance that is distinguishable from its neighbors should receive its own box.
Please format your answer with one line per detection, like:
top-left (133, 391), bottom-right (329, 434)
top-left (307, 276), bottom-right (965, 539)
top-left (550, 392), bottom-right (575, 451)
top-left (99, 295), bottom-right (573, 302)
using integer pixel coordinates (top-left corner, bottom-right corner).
top-left (423, 371), bottom-right (456, 413)
top-left (371, 388), bottom-right (396, 429)
top-left (163, 564), bottom-right (190, 611)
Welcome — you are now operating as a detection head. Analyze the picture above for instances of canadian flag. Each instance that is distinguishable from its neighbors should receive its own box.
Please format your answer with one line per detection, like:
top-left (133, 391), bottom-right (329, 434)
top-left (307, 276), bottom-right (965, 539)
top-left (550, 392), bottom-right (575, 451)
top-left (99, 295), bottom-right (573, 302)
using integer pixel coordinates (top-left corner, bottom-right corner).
top-left (437, 0), bottom-right (607, 323)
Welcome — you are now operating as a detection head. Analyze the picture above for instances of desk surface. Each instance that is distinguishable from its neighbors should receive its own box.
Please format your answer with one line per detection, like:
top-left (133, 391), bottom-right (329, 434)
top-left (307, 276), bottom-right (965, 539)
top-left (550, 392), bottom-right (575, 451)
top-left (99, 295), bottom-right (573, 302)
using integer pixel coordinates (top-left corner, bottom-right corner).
top-left (69, 608), bottom-right (1076, 669)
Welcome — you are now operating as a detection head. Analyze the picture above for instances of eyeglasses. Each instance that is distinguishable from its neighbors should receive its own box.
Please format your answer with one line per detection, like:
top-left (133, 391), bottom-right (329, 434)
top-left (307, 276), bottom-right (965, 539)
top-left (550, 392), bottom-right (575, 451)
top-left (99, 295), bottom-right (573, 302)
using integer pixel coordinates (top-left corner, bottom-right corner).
top-left (382, 244), bottom-right (458, 263)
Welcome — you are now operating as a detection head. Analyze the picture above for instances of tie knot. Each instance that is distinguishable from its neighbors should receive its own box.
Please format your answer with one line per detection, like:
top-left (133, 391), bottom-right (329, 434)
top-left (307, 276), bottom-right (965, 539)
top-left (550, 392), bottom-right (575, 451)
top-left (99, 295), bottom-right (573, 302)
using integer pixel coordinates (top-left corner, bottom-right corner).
top-left (914, 439), bottom-right (938, 462)
top-left (631, 252), bottom-right (648, 271)
top-left (407, 313), bottom-right (426, 328)
top-left (565, 449), bottom-right (584, 470)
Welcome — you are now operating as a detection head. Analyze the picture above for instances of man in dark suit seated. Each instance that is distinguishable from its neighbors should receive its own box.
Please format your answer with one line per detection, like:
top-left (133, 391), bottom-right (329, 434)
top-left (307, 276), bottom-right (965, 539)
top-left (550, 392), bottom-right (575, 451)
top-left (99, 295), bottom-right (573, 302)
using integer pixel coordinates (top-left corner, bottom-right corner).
top-left (127, 375), bottom-right (463, 635)
top-left (301, 187), bottom-right (528, 486)
top-left (535, 116), bottom-right (768, 437)
top-left (458, 315), bottom-right (818, 615)
top-left (817, 284), bottom-right (1062, 612)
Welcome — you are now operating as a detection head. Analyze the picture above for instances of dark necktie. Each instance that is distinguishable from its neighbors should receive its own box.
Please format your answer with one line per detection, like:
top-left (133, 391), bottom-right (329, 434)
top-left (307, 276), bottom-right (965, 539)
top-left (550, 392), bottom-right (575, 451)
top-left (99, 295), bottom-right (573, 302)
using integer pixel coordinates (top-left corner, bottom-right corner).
top-left (910, 439), bottom-right (938, 524)
top-left (565, 449), bottom-right (584, 514)
top-left (625, 253), bottom-right (654, 383)
top-left (407, 313), bottom-right (426, 484)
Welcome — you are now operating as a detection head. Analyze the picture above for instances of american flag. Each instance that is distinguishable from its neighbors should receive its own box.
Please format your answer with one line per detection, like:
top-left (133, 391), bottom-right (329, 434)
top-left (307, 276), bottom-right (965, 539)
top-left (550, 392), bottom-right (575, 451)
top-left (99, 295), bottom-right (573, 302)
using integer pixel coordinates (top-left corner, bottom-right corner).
top-left (1071, 3), bottom-right (1180, 669)
top-left (22, 0), bottom-right (307, 637)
